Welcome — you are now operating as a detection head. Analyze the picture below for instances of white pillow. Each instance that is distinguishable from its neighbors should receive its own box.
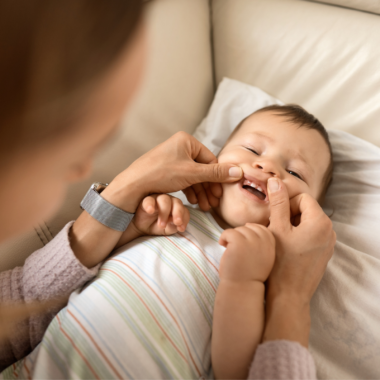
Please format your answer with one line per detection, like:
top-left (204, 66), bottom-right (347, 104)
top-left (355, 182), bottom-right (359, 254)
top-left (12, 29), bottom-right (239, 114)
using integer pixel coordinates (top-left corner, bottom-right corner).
top-left (194, 78), bottom-right (380, 380)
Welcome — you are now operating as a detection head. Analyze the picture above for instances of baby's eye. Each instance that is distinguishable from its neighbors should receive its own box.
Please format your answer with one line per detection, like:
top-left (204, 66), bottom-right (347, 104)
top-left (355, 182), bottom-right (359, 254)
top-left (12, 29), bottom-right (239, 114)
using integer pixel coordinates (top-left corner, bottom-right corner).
top-left (246, 148), bottom-right (259, 155)
top-left (288, 170), bottom-right (302, 180)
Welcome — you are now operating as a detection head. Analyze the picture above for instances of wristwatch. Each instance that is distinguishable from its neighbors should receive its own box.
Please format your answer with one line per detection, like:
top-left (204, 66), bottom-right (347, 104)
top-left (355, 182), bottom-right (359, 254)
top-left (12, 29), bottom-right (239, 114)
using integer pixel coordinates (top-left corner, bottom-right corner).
top-left (80, 182), bottom-right (134, 231)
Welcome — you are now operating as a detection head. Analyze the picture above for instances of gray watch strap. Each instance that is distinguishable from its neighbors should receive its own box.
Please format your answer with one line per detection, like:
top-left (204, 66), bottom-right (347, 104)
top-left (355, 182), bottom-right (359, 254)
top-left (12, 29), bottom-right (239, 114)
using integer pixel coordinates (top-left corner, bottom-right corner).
top-left (80, 185), bottom-right (134, 232)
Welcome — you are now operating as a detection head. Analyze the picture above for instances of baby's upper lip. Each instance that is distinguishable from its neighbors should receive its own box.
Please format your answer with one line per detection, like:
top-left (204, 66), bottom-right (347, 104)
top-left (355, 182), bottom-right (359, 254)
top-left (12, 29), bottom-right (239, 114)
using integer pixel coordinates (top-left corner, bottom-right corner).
top-left (242, 174), bottom-right (268, 198)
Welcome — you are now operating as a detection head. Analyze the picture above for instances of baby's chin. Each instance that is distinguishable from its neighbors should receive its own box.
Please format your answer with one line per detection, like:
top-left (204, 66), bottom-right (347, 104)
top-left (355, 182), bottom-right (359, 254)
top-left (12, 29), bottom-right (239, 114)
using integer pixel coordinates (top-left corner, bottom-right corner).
top-left (212, 202), bottom-right (270, 229)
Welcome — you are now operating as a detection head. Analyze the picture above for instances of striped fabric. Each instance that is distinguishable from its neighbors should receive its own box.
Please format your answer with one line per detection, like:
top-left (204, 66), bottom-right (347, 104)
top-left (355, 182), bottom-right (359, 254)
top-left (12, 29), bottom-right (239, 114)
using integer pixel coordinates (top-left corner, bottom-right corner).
top-left (3, 207), bottom-right (224, 379)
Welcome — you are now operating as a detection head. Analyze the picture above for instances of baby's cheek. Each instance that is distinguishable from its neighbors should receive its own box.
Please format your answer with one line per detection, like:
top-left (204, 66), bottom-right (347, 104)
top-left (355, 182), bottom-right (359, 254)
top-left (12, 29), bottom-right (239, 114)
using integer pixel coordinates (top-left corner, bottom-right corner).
top-left (217, 150), bottom-right (241, 165)
top-left (282, 178), bottom-right (312, 200)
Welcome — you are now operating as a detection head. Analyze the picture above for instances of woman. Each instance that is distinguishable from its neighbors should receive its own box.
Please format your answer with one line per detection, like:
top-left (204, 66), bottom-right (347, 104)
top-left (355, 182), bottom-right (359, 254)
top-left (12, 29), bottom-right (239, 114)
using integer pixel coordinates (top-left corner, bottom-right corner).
top-left (0, 0), bottom-right (335, 378)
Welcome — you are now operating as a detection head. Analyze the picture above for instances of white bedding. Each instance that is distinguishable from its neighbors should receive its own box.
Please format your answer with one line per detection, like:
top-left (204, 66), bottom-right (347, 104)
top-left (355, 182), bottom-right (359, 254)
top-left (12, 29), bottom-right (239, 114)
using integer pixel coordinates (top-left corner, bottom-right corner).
top-left (3, 208), bottom-right (224, 379)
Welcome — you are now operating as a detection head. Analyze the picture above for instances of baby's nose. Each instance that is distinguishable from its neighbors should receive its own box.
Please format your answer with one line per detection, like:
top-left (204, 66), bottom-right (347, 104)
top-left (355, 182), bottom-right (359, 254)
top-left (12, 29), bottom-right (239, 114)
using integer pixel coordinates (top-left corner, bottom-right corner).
top-left (253, 161), bottom-right (277, 176)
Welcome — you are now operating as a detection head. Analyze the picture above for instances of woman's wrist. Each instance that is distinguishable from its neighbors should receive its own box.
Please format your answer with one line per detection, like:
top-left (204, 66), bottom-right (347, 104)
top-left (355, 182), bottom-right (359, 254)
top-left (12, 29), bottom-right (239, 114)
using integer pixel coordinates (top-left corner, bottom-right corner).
top-left (101, 174), bottom-right (145, 214)
top-left (262, 292), bottom-right (311, 348)
top-left (70, 177), bottom-right (145, 268)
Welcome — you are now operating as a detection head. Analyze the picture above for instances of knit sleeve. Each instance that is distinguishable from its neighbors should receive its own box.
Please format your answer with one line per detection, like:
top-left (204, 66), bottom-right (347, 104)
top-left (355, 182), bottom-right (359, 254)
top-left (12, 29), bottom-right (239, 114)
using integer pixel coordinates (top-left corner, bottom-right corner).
top-left (0, 222), bottom-right (100, 371)
top-left (248, 340), bottom-right (317, 380)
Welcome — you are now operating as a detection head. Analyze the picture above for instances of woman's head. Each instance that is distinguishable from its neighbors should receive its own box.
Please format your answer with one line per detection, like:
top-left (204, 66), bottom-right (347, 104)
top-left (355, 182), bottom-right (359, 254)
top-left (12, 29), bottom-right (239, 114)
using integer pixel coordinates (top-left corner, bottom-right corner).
top-left (0, 0), bottom-right (147, 242)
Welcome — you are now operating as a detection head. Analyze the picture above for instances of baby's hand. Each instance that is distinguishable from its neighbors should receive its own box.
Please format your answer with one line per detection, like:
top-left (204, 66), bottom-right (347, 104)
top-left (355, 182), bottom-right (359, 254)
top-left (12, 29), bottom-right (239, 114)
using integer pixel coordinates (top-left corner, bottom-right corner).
top-left (131, 194), bottom-right (190, 236)
top-left (219, 224), bottom-right (276, 283)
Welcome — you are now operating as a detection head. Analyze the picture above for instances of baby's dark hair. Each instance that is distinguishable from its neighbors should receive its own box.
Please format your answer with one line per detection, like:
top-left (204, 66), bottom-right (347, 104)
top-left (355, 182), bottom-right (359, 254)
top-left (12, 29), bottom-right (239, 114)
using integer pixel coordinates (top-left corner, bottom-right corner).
top-left (232, 104), bottom-right (333, 203)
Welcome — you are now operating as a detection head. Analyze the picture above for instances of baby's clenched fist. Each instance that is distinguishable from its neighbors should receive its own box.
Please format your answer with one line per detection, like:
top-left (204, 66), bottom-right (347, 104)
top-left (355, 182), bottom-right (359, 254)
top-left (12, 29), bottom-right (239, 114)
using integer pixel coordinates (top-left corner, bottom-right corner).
top-left (131, 194), bottom-right (190, 237)
top-left (219, 224), bottom-right (275, 283)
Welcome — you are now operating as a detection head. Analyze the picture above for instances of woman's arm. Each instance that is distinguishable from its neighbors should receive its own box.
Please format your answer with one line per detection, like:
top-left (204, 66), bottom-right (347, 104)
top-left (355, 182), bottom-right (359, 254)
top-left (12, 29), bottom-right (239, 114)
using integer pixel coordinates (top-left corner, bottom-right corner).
top-left (248, 340), bottom-right (316, 379)
top-left (263, 294), bottom-right (310, 347)
top-left (71, 132), bottom-right (243, 268)
top-left (0, 133), bottom-right (242, 370)
top-left (247, 178), bottom-right (336, 379)
top-left (0, 222), bottom-right (98, 371)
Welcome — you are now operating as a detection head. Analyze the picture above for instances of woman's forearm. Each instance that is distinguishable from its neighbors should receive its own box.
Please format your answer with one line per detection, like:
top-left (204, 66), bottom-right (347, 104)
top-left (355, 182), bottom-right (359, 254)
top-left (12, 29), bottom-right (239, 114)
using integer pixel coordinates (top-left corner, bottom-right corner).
top-left (70, 180), bottom-right (143, 268)
top-left (69, 211), bottom-right (123, 268)
top-left (212, 280), bottom-right (265, 380)
top-left (262, 294), bottom-right (311, 348)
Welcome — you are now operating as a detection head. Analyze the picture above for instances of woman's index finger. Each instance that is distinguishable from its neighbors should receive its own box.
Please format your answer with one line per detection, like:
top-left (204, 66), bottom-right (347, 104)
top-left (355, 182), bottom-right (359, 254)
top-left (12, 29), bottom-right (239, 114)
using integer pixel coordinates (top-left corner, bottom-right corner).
top-left (289, 193), bottom-right (323, 221)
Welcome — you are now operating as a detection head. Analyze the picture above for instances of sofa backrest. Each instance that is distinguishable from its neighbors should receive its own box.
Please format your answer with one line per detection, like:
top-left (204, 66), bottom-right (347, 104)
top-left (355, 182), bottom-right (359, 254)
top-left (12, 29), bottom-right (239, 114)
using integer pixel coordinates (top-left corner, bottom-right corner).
top-left (212, 0), bottom-right (380, 146)
top-left (311, 0), bottom-right (380, 15)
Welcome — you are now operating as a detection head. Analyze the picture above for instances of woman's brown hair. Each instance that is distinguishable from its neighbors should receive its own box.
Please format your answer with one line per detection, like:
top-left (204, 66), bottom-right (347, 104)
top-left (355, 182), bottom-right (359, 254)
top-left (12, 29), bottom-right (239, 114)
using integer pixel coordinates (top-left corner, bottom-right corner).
top-left (0, 0), bottom-right (144, 154)
top-left (0, 0), bottom-right (144, 339)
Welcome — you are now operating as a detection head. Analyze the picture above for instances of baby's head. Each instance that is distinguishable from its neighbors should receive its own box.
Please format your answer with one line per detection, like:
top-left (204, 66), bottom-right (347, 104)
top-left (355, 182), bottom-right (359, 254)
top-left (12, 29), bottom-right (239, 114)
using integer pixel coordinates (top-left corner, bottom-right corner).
top-left (213, 104), bottom-right (333, 228)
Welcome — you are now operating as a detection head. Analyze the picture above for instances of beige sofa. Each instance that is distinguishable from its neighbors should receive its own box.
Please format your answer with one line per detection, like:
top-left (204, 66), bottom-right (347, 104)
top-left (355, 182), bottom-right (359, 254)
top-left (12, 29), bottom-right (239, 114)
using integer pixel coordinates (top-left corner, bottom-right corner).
top-left (2, 0), bottom-right (380, 271)
top-left (1, 0), bottom-right (380, 376)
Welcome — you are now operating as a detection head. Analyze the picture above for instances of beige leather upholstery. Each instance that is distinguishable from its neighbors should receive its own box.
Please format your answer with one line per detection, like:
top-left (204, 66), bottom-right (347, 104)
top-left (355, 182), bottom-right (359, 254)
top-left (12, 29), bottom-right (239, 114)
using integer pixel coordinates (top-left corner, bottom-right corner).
top-left (312, 0), bottom-right (380, 14)
top-left (0, 0), bottom-right (213, 271)
top-left (212, 0), bottom-right (380, 147)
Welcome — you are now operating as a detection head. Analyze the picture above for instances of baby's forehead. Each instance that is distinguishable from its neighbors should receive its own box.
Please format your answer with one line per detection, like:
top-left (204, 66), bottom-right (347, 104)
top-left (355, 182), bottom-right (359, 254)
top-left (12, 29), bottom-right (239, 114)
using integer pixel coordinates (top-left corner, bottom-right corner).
top-left (236, 112), bottom-right (315, 143)
top-left (234, 112), bottom-right (331, 170)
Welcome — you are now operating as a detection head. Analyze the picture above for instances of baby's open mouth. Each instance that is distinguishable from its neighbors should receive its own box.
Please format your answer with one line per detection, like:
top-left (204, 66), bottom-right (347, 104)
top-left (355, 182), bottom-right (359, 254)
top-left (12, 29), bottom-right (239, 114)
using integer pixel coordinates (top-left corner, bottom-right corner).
top-left (242, 179), bottom-right (267, 201)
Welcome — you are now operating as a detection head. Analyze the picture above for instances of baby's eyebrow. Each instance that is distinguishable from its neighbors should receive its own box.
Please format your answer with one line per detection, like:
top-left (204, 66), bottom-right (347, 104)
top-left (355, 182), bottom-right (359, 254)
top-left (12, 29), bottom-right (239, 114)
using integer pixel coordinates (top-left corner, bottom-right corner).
top-left (250, 132), bottom-right (274, 142)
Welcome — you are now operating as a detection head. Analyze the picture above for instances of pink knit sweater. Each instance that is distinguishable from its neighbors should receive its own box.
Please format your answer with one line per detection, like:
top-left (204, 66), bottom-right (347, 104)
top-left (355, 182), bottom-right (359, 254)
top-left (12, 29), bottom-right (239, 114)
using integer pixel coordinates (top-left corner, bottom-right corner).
top-left (0, 222), bottom-right (317, 379)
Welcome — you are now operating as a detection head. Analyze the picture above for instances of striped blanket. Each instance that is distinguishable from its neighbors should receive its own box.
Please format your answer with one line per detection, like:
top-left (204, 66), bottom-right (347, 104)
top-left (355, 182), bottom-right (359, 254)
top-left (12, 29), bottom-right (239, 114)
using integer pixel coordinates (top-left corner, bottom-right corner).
top-left (3, 207), bottom-right (224, 379)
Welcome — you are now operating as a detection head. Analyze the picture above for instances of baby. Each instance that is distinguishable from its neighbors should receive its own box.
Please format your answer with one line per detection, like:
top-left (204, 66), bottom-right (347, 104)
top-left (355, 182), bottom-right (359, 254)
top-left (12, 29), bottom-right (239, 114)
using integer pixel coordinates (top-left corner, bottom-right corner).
top-left (8, 105), bottom-right (333, 379)
top-left (117, 104), bottom-right (333, 379)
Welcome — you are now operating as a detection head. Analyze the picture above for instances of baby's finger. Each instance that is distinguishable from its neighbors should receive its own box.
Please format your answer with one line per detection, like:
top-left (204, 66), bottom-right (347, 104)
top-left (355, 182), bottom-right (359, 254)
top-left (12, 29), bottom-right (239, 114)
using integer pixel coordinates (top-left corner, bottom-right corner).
top-left (141, 196), bottom-right (157, 214)
top-left (179, 207), bottom-right (190, 232)
top-left (182, 187), bottom-right (197, 204)
top-left (175, 205), bottom-right (190, 232)
top-left (219, 228), bottom-right (239, 247)
top-left (156, 194), bottom-right (172, 227)
top-left (233, 225), bottom-right (258, 243)
top-left (172, 198), bottom-right (185, 226)
top-left (164, 218), bottom-right (178, 235)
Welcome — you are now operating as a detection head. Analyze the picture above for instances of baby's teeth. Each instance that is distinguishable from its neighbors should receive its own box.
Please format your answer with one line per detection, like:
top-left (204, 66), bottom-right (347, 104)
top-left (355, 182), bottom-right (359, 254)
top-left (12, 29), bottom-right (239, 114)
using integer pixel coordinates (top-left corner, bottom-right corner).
top-left (257, 186), bottom-right (263, 192)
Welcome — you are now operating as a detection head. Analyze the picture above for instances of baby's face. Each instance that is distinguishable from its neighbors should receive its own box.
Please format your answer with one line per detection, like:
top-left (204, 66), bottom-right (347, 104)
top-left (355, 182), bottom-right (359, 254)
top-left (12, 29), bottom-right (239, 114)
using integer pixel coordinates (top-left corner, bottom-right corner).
top-left (214, 111), bottom-right (331, 228)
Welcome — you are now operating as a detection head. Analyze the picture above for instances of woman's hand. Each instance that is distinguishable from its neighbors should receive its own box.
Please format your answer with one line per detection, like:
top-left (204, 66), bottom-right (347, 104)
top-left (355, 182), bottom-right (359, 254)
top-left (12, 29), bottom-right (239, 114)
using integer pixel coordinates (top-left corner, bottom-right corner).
top-left (71, 132), bottom-right (242, 268)
top-left (101, 131), bottom-right (243, 213)
top-left (116, 194), bottom-right (190, 248)
top-left (263, 177), bottom-right (336, 347)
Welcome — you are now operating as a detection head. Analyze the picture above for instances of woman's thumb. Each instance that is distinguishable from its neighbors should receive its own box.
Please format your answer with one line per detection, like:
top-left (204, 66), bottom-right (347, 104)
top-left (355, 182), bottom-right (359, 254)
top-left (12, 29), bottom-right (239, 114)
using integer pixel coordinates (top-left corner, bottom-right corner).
top-left (194, 163), bottom-right (243, 183)
top-left (268, 178), bottom-right (291, 233)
